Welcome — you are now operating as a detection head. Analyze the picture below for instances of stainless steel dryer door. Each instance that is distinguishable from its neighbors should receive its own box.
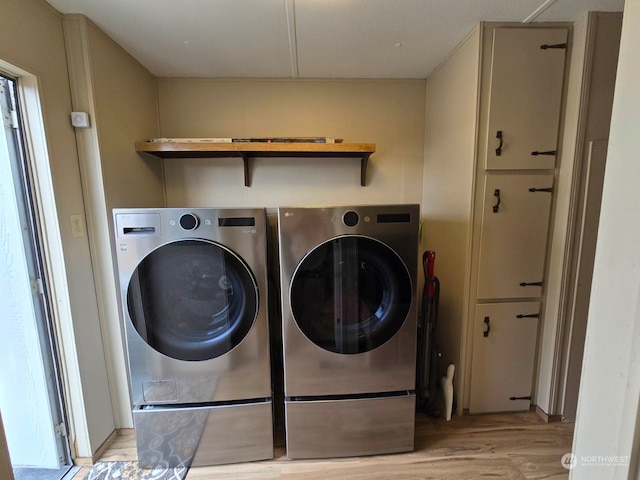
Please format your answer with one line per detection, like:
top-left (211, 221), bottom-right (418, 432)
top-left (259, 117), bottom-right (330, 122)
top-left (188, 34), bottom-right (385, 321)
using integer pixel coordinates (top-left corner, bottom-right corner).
top-left (290, 236), bottom-right (412, 355)
top-left (127, 239), bottom-right (258, 362)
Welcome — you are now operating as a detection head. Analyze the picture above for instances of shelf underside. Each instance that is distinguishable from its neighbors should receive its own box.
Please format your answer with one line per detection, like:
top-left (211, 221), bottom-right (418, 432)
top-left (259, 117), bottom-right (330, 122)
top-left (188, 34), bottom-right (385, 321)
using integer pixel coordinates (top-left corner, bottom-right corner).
top-left (135, 142), bottom-right (375, 186)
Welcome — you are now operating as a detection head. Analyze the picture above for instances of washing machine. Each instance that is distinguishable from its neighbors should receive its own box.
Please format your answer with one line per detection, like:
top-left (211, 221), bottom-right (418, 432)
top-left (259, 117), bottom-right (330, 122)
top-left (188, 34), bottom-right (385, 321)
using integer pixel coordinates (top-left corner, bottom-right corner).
top-left (113, 208), bottom-right (272, 468)
top-left (278, 204), bottom-right (419, 459)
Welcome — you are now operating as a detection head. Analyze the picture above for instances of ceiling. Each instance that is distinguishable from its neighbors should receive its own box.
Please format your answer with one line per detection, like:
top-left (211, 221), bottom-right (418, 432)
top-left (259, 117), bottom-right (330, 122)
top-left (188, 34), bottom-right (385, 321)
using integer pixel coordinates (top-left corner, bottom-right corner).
top-left (46, 0), bottom-right (624, 79)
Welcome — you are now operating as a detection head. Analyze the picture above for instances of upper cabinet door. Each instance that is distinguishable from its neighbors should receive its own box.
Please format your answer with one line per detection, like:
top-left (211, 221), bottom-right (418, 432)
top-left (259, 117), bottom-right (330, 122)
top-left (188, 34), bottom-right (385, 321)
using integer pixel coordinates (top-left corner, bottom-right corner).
top-left (485, 28), bottom-right (568, 170)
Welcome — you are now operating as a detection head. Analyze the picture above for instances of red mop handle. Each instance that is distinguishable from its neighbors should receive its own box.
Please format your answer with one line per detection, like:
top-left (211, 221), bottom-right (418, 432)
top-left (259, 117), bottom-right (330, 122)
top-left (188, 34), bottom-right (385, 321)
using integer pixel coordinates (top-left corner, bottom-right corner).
top-left (425, 250), bottom-right (436, 298)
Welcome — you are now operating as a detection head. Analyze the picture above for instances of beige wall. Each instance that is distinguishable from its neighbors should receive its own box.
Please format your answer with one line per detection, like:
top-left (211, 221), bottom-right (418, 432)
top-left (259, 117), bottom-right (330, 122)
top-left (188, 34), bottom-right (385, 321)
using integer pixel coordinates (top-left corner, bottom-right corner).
top-left (0, 0), bottom-right (113, 458)
top-left (2, 2), bottom-right (635, 474)
top-left (63, 14), bottom-right (164, 429)
top-left (0, 413), bottom-right (12, 480)
top-left (88, 16), bottom-right (164, 427)
top-left (0, 0), bottom-right (162, 458)
top-left (422, 27), bottom-right (480, 405)
top-left (157, 79), bottom-right (425, 208)
top-left (88, 23), bottom-right (164, 211)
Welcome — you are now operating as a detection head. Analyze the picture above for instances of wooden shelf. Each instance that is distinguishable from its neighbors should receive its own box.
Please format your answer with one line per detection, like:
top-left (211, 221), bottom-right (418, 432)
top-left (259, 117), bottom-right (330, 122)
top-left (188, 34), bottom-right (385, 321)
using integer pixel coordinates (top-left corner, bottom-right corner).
top-left (135, 141), bottom-right (376, 186)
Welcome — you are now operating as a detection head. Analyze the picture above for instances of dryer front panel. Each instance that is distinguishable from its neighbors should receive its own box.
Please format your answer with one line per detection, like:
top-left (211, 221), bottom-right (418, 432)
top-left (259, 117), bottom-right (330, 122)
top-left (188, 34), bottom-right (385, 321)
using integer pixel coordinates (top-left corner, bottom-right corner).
top-left (290, 236), bottom-right (411, 355)
top-left (278, 205), bottom-right (419, 397)
top-left (127, 239), bottom-right (258, 362)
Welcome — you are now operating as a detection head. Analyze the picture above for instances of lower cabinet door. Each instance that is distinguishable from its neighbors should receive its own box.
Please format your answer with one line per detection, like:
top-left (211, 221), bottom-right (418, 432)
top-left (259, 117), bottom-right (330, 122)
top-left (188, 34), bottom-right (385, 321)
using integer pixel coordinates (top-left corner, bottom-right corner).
top-left (469, 302), bottom-right (540, 414)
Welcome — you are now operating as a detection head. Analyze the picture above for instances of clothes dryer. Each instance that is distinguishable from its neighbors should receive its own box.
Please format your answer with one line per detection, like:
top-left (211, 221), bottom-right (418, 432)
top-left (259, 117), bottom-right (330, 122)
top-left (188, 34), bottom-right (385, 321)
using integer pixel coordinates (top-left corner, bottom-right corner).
top-left (113, 208), bottom-right (272, 467)
top-left (278, 204), bottom-right (419, 459)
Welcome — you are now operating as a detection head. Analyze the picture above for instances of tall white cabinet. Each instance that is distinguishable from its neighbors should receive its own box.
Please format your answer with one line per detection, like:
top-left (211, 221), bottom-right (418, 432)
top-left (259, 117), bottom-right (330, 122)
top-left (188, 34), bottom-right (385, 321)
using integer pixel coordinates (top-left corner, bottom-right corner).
top-left (424, 14), bottom-right (623, 419)
top-left (467, 25), bottom-right (569, 413)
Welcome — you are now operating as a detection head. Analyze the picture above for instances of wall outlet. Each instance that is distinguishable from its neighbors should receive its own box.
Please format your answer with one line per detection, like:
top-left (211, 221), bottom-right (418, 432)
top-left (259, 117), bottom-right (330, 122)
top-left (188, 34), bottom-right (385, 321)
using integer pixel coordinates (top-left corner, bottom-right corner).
top-left (70, 214), bottom-right (84, 238)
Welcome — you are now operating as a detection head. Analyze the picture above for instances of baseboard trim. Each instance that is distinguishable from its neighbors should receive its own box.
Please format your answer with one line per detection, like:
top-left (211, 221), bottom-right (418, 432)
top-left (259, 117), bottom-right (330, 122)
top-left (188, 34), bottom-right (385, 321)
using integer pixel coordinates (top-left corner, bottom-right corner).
top-left (535, 405), bottom-right (563, 423)
top-left (73, 428), bottom-right (119, 466)
top-left (462, 405), bottom-right (562, 422)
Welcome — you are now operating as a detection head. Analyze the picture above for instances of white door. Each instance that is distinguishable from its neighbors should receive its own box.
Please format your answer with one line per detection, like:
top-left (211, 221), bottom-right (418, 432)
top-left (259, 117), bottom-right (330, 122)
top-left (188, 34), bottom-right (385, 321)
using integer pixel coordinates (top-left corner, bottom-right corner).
top-left (469, 302), bottom-right (540, 413)
top-left (0, 75), bottom-right (69, 468)
top-left (477, 173), bottom-right (554, 299)
top-left (485, 28), bottom-right (568, 170)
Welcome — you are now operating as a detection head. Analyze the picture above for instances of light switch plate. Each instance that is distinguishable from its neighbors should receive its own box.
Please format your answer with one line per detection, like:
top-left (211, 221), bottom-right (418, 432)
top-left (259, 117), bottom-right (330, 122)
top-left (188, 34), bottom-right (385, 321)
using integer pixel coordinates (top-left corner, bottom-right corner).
top-left (70, 214), bottom-right (84, 237)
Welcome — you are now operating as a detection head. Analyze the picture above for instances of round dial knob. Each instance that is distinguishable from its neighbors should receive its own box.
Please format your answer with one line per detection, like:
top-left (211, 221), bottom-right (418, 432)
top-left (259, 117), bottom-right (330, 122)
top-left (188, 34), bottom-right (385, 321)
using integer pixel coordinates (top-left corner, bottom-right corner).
top-left (179, 213), bottom-right (199, 231)
top-left (343, 211), bottom-right (359, 227)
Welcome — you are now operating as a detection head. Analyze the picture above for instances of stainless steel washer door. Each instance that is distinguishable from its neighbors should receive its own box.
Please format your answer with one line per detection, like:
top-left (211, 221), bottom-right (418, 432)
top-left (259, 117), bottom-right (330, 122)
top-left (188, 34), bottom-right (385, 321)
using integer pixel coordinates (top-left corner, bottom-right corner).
top-left (290, 236), bottom-right (411, 354)
top-left (127, 239), bottom-right (258, 361)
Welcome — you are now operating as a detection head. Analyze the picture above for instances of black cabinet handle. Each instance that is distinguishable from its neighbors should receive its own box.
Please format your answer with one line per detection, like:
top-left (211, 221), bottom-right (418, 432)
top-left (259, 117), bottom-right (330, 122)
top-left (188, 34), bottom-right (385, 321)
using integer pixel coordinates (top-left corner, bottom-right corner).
top-left (520, 281), bottom-right (543, 287)
top-left (492, 189), bottom-right (501, 213)
top-left (529, 187), bottom-right (553, 193)
top-left (531, 150), bottom-right (556, 156)
top-left (540, 43), bottom-right (567, 50)
top-left (516, 313), bottom-right (540, 319)
top-left (495, 131), bottom-right (503, 156)
top-left (483, 316), bottom-right (491, 337)
top-left (509, 395), bottom-right (532, 401)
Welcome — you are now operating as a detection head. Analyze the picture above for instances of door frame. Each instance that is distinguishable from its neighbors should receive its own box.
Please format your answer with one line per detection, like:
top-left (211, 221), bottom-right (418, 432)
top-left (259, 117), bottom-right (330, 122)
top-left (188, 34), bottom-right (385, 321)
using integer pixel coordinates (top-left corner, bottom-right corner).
top-left (0, 59), bottom-right (91, 459)
top-left (542, 13), bottom-right (622, 419)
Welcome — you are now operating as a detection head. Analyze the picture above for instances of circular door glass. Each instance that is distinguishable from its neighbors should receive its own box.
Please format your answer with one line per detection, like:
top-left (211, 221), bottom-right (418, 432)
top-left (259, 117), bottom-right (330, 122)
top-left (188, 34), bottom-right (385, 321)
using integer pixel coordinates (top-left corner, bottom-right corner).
top-left (290, 236), bottom-right (411, 354)
top-left (127, 240), bottom-right (258, 361)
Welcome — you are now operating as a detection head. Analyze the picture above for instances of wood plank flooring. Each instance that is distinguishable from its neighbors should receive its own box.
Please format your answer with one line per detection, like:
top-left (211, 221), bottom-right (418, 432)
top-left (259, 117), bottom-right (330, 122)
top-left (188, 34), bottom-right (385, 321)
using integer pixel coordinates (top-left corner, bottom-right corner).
top-left (72, 412), bottom-right (574, 479)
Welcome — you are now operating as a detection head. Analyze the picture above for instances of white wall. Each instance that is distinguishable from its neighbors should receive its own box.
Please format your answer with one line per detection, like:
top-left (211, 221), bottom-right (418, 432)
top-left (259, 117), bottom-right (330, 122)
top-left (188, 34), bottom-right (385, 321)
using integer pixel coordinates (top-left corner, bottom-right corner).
top-left (157, 79), bottom-right (425, 208)
top-left (571, 0), bottom-right (640, 477)
top-left (422, 27), bottom-right (480, 408)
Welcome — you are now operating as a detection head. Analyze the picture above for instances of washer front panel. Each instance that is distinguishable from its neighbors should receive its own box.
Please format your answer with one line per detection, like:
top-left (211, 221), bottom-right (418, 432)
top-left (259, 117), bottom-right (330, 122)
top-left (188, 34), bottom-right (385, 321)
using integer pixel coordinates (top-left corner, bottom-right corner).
top-left (127, 239), bottom-right (258, 362)
top-left (114, 208), bottom-right (271, 405)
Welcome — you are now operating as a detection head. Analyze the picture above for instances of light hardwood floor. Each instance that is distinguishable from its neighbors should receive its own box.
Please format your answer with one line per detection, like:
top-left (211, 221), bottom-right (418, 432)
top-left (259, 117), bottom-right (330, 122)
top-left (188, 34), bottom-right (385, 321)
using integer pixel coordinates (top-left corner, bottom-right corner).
top-left (73, 412), bottom-right (574, 479)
